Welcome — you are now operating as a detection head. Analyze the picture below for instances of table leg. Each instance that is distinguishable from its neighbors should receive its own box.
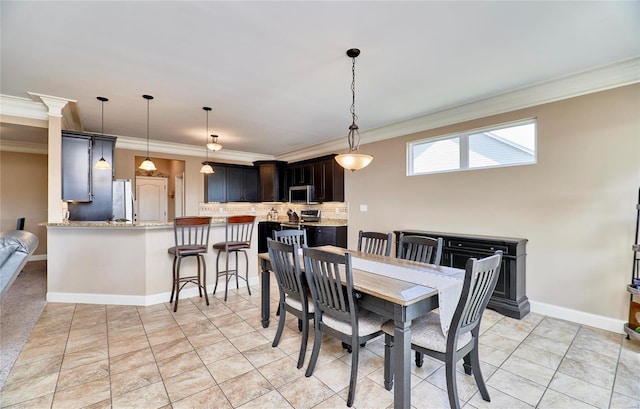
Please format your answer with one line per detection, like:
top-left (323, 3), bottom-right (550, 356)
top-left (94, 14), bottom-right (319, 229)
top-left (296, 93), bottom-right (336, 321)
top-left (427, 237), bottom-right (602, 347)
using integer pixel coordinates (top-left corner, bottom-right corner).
top-left (393, 319), bottom-right (411, 409)
top-left (260, 258), bottom-right (270, 328)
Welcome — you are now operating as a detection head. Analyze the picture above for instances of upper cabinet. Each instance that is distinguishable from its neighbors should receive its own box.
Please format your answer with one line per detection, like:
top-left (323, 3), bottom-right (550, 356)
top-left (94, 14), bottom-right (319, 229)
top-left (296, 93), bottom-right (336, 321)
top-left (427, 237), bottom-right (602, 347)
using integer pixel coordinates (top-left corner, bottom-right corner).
top-left (204, 163), bottom-right (259, 202)
top-left (62, 131), bottom-right (116, 221)
top-left (288, 154), bottom-right (344, 202)
top-left (254, 160), bottom-right (288, 202)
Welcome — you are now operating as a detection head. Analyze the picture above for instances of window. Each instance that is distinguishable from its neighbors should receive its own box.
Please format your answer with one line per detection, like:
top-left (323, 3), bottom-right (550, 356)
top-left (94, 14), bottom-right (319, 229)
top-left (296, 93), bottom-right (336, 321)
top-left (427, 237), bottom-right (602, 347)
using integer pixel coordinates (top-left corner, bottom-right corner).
top-left (408, 119), bottom-right (536, 175)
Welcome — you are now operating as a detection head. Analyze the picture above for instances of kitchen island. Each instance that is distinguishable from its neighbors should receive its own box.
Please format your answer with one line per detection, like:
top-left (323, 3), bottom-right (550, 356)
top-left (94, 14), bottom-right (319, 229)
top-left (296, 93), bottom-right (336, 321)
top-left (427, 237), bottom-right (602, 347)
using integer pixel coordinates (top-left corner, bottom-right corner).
top-left (45, 220), bottom-right (259, 306)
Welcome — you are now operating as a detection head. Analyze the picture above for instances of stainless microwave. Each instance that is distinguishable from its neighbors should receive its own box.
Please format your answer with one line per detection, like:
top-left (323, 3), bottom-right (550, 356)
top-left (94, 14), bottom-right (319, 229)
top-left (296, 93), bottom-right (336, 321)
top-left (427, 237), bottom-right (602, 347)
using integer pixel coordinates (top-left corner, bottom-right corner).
top-left (289, 185), bottom-right (314, 203)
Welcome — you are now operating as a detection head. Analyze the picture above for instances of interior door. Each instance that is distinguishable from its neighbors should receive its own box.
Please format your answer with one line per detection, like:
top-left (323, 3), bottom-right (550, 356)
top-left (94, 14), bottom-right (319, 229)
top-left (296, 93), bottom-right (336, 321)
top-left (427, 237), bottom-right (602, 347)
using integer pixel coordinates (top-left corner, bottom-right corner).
top-left (136, 176), bottom-right (167, 222)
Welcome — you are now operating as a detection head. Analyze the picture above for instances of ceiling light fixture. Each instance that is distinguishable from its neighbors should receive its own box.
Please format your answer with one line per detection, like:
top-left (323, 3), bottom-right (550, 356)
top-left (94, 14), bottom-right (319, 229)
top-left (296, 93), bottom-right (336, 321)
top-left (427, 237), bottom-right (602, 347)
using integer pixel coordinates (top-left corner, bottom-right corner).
top-left (139, 94), bottom-right (157, 171)
top-left (335, 48), bottom-right (373, 172)
top-left (94, 96), bottom-right (111, 170)
top-left (206, 134), bottom-right (222, 152)
top-left (200, 107), bottom-right (215, 174)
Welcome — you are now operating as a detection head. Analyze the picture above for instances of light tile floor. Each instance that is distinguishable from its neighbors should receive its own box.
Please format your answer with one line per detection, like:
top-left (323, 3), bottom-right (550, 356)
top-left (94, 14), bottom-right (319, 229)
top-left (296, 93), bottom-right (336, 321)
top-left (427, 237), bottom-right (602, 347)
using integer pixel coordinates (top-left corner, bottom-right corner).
top-left (1, 282), bottom-right (639, 409)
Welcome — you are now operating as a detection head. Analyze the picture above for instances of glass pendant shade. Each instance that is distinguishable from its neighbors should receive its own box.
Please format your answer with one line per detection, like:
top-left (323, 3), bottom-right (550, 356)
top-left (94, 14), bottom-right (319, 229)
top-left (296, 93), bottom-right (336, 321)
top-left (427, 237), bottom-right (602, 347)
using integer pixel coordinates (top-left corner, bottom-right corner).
top-left (139, 94), bottom-right (156, 171)
top-left (207, 135), bottom-right (222, 151)
top-left (335, 152), bottom-right (373, 171)
top-left (94, 96), bottom-right (111, 170)
top-left (94, 157), bottom-right (111, 170)
top-left (139, 158), bottom-right (156, 171)
top-left (200, 163), bottom-right (214, 174)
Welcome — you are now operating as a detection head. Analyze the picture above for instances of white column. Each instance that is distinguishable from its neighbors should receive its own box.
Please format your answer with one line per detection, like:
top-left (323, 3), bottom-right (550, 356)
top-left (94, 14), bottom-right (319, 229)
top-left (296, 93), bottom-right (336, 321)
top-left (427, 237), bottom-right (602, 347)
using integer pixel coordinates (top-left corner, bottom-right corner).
top-left (29, 93), bottom-right (75, 223)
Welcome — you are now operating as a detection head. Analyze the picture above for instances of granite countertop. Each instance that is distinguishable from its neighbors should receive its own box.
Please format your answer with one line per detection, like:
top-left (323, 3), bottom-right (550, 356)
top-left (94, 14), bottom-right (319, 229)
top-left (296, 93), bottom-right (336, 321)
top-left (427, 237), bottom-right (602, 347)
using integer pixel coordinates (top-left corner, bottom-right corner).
top-left (44, 217), bottom-right (347, 228)
top-left (264, 218), bottom-right (348, 227)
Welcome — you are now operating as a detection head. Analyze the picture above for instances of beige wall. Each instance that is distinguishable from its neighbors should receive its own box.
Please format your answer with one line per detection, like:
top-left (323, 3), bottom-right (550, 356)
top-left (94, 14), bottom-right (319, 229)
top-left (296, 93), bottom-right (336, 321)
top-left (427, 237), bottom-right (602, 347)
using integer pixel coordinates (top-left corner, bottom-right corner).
top-left (344, 84), bottom-right (640, 324)
top-left (0, 151), bottom-right (48, 255)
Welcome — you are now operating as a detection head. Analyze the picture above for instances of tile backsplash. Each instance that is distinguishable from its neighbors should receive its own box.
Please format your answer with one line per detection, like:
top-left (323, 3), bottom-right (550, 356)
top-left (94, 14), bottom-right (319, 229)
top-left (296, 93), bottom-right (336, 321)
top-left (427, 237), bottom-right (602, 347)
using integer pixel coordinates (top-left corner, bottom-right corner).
top-left (199, 202), bottom-right (349, 221)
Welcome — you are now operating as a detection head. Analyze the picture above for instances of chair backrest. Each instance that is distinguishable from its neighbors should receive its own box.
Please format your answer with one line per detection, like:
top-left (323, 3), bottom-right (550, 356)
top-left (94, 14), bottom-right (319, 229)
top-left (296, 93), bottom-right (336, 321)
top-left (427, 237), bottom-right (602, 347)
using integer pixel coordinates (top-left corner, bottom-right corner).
top-left (357, 230), bottom-right (392, 257)
top-left (303, 247), bottom-right (357, 326)
top-left (225, 215), bottom-right (256, 243)
top-left (397, 233), bottom-right (443, 265)
top-left (450, 251), bottom-right (503, 341)
top-left (267, 238), bottom-right (306, 301)
top-left (173, 216), bottom-right (211, 248)
top-left (273, 229), bottom-right (307, 248)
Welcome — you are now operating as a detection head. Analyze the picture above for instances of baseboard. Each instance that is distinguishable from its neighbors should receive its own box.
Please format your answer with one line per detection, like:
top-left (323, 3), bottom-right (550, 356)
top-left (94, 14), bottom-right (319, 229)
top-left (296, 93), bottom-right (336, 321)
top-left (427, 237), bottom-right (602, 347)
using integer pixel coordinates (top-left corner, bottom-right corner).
top-left (29, 254), bottom-right (47, 261)
top-left (46, 276), bottom-right (261, 306)
top-left (529, 300), bottom-right (626, 334)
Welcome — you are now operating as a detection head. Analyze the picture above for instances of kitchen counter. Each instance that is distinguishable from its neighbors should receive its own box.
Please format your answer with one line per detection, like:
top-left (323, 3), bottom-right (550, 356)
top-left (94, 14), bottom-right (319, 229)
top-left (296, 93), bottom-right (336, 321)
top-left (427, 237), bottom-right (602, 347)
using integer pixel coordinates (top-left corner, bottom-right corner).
top-left (45, 219), bottom-right (259, 306)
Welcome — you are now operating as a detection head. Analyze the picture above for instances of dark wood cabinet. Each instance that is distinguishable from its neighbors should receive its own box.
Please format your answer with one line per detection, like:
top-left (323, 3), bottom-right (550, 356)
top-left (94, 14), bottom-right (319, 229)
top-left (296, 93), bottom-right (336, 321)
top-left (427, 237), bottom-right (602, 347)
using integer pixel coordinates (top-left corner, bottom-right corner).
top-left (62, 133), bottom-right (92, 201)
top-left (312, 156), bottom-right (344, 202)
top-left (257, 221), bottom-right (282, 253)
top-left (287, 154), bottom-right (344, 202)
top-left (204, 163), bottom-right (258, 202)
top-left (394, 230), bottom-right (529, 319)
top-left (254, 160), bottom-right (287, 202)
top-left (62, 131), bottom-right (116, 221)
top-left (306, 225), bottom-right (347, 248)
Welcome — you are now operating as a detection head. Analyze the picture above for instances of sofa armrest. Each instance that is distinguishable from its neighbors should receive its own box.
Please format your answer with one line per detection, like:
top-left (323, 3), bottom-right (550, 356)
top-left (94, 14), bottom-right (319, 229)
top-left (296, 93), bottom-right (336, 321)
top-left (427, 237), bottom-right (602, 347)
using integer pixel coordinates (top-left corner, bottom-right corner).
top-left (0, 230), bottom-right (39, 296)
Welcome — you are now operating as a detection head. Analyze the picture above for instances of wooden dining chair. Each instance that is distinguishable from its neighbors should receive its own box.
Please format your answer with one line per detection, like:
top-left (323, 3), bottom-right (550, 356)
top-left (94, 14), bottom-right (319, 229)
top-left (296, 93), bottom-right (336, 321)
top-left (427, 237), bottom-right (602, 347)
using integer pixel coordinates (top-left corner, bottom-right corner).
top-left (382, 251), bottom-right (503, 409)
top-left (168, 216), bottom-right (212, 312)
top-left (357, 230), bottom-right (392, 256)
top-left (273, 228), bottom-right (308, 248)
top-left (212, 215), bottom-right (256, 301)
top-left (267, 238), bottom-right (314, 369)
top-left (397, 233), bottom-right (443, 264)
top-left (303, 247), bottom-right (386, 407)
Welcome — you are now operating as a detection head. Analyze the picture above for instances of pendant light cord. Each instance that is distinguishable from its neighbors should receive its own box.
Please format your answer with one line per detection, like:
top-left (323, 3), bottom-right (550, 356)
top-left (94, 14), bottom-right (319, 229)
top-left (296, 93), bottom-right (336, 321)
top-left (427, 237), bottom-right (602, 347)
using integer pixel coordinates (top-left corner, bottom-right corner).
top-left (348, 53), bottom-right (361, 152)
top-left (146, 98), bottom-right (150, 158)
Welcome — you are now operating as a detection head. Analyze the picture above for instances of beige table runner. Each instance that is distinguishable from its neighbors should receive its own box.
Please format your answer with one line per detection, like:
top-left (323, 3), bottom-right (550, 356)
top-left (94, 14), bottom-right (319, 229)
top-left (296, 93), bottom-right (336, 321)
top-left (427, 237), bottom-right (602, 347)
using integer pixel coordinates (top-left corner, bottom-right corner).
top-left (351, 257), bottom-right (464, 335)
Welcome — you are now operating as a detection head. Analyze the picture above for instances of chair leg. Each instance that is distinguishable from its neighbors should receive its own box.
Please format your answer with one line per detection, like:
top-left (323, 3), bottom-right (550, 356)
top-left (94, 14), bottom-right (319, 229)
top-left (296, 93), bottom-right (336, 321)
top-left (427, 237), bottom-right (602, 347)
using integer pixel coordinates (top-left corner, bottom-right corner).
top-left (213, 251), bottom-right (221, 295)
top-left (470, 343), bottom-right (490, 402)
top-left (297, 315), bottom-right (309, 369)
top-left (170, 256), bottom-right (178, 303)
top-left (243, 250), bottom-right (251, 296)
top-left (173, 257), bottom-right (182, 313)
top-left (347, 335), bottom-right (359, 407)
top-left (463, 353), bottom-right (472, 375)
top-left (384, 333), bottom-right (394, 391)
top-left (200, 255), bottom-right (209, 306)
top-left (234, 251), bottom-right (239, 289)
top-left (445, 355), bottom-right (461, 409)
top-left (272, 301), bottom-right (287, 348)
top-left (305, 319), bottom-right (323, 377)
top-left (415, 351), bottom-right (424, 368)
top-left (196, 256), bottom-right (203, 298)
top-left (224, 250), bottom-right (230, 301)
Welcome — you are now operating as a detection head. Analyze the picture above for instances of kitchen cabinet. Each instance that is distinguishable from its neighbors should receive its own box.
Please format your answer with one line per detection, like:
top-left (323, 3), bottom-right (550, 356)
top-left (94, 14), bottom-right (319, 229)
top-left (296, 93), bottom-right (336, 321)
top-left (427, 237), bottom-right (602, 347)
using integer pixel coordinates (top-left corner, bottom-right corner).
top-left (306, 225), bottom-right (347, 248)
top-left (62, 131), bottom-right (116, 221)
top-left (204, 163), bottom-right (258, 202)
top-left (394, 230), bottom-right (529, 319)
top-left (254, 160), bottom-right (288, 202)
top-left (312, 156), bottom-right (344, 202)
top-left (257, 221), bottom-right (282, 253)
top-left (287, 154), bottom-right (344, 202)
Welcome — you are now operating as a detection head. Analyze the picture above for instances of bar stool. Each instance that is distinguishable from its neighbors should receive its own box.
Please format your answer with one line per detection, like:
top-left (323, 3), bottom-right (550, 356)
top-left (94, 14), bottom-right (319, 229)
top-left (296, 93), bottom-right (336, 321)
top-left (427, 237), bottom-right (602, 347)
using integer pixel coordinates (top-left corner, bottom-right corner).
top-left (213, 215), bottom-right (256, 301)
top-left (168, 216), bottom-right (212, 312)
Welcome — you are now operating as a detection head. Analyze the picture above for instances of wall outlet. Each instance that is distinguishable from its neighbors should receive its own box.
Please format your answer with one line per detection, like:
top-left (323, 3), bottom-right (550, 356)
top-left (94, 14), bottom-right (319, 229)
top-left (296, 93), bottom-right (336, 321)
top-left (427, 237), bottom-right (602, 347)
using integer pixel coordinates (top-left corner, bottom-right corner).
top-left (360, 204), bottom-right (368, 212)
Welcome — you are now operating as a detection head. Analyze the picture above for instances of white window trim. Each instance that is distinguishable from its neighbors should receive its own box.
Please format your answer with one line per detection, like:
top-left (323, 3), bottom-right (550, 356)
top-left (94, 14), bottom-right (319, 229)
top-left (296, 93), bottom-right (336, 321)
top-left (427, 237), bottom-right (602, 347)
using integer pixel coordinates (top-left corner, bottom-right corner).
top-left (407, 118), bottom-right (537, 176)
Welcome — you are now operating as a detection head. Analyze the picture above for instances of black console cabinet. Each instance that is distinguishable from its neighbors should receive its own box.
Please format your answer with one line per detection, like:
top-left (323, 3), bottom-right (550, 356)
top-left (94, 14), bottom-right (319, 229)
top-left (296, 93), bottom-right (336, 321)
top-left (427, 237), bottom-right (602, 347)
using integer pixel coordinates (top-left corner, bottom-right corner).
top-left (394, 230), bottom-right (529, 319)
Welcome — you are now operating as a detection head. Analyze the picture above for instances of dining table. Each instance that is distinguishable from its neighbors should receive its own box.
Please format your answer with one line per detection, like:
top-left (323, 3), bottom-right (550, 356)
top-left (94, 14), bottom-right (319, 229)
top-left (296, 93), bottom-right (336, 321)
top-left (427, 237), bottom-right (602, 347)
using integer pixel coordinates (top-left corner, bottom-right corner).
top-left (258, 245), bottom-right (465, 409)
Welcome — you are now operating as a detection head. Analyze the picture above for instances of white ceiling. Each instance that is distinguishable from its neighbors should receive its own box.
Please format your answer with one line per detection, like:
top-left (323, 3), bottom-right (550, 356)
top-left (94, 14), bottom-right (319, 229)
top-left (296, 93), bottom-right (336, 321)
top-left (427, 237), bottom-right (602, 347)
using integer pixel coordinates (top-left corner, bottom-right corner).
top-left (1, 1), bottom-right (639, 160)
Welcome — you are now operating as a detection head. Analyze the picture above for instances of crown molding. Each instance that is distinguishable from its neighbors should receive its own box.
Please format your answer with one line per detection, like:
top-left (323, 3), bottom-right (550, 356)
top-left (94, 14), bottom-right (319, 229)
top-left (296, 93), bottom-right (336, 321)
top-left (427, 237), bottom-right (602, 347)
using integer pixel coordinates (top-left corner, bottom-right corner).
top-left (28, 92), bottom-right (76, 118)
top-left (115, 136), bottom-right (273, 165)
top-left (0, 139), bottom-right (48, 155)
top-left (276, 56), bottom-right (640, 162)
top-left (0, 94), bottom-right (49, 120)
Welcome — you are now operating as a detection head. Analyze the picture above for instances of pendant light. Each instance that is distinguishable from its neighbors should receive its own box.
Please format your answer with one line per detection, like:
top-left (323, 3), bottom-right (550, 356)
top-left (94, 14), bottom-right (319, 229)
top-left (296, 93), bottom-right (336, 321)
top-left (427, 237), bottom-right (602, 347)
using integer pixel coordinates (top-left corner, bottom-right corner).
top-left (335, 48), bottom-right (373, 171)
top-left (200, 107), bottom-right (214, 174)
top-left (139, 94), bottom-right (157, 171)
top-left (206, 134), bottom-right (222, 151)
top-left (94, 96), bottom-right (111, 170)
